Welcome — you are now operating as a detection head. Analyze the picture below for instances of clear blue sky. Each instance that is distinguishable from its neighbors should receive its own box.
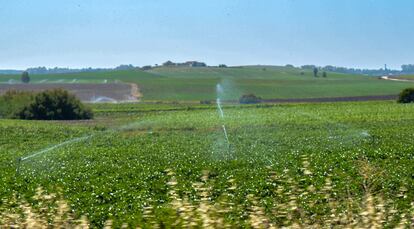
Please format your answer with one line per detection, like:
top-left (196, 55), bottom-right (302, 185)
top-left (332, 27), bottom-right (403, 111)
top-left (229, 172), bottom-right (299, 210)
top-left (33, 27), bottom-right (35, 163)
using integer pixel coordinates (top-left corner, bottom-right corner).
top-left (1, 0), bottom-right (413, 69)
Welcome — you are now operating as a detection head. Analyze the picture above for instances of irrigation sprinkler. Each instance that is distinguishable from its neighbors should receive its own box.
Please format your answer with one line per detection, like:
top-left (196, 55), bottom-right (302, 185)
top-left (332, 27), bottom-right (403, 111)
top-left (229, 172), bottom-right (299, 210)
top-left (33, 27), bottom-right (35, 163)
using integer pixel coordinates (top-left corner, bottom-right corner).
top-left (16, 157), bottom-right (22, 176)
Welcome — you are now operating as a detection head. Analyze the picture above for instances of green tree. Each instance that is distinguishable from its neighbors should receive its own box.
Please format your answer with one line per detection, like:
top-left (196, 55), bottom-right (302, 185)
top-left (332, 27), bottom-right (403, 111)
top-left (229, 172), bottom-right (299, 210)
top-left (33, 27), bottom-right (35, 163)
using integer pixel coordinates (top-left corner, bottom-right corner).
top-left (313, 68), bottom-right (318, 77)
top-left (322, 71), bottom-right (327, 78)
top-left (162, 61), bottom-right (175, 67)
top-left (21, 71), bottom-right (30, 83)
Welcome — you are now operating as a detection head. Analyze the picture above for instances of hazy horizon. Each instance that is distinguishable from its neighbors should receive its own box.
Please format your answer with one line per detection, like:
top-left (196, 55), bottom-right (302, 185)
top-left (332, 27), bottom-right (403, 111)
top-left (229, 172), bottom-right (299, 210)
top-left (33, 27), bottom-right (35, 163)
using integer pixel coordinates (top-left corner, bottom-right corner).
top-left (1, 0), bottom-right (414, 70)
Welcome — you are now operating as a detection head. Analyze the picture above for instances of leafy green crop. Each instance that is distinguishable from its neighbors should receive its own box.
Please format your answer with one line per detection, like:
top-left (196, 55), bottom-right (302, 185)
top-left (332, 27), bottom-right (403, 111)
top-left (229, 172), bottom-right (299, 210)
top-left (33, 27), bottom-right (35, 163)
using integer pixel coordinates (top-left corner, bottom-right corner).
top-left (0, 101), bottom-right (413, 227)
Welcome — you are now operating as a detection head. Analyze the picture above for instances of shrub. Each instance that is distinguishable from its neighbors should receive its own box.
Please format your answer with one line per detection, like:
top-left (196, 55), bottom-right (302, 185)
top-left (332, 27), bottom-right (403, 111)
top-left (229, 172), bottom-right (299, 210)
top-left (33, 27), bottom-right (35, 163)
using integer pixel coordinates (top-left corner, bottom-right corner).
top-left (17, 89), bottom-right (93, 120)
top-left (200, 100), bottom-right (211, 105)
top-left (21, 71), bottom-right (30, 83)
top-left (397, 88), bottom-right (414, 103)
top-left (239, 94), bottom-right (261, 104)
top-left (0, 90), bottom-right (34, 118)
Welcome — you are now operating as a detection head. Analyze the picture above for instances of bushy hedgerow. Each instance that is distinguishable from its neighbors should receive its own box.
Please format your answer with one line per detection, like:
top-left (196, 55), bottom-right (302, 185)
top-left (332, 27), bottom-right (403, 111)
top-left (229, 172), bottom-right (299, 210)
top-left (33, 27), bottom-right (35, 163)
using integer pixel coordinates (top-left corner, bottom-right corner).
top-left (0, 91), bottom-right (34, 118)
top-left (397, 88), bottom-right (414, 103)
top-left (16, 89), bottom-right (93, 120)
top-left (239, 94), bottom-right (262, 104)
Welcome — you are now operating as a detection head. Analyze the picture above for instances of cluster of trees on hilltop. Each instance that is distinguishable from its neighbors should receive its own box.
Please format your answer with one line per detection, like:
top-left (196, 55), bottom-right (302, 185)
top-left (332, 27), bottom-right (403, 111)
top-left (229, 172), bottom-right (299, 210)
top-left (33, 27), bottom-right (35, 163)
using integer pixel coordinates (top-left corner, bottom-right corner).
top-left (162, 60), bottom-right (207, 67)
top-left (401, 64), bottom-right (414, 73)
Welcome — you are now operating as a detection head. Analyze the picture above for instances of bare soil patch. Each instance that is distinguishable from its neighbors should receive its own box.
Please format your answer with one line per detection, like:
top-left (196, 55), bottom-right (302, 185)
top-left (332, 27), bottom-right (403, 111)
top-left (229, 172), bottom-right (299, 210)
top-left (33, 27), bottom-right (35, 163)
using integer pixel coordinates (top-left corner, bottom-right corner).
top-left (380, 76), bottom-right (414, 82)
top-left (0, 83), bottom-right (139, 102)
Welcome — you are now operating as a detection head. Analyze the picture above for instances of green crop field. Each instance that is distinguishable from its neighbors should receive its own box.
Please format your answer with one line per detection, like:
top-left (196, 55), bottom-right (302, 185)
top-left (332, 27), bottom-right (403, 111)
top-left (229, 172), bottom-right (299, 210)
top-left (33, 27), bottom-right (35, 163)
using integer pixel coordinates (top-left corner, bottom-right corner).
top-left (2, 66), bottom-right (414, 101)
top-left (1, 101), bottom-right (413, 227)
top-left (397, 75), bottom-right (414, 80)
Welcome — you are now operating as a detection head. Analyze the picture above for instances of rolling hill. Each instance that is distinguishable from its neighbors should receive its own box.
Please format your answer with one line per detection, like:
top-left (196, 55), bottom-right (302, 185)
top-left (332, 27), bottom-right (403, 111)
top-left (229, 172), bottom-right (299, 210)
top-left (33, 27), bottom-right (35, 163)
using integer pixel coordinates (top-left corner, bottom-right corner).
top-left (1, 66), bottom-right (414, 101)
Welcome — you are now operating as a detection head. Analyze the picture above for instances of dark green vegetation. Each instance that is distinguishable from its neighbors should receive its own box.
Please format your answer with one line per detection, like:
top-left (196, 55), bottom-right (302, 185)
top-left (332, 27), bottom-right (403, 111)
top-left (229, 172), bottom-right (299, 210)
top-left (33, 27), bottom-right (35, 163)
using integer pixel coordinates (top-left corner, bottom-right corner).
top-left (21, 71), bottom-right (30, 83)
top-left (2, 66), bottom-right (414, 101)
top-left (18, 89), bottom-right (93, 120)
top-left (0, 91), bottom-right (34, 118)
top-left (0, 101), bottom-right (413, 227)
top-left (0, 89), bottom-right (93, 120)
top-left (397, 88), bottom-right (414, 103)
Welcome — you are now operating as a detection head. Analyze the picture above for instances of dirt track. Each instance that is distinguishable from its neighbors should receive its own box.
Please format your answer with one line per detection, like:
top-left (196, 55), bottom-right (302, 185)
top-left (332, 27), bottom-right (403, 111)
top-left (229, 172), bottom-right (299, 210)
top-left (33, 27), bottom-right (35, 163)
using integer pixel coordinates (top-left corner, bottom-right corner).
top-left (0, 83), bottom-right (140, 102)
top-left (380, 76), bottom-right (414, 82)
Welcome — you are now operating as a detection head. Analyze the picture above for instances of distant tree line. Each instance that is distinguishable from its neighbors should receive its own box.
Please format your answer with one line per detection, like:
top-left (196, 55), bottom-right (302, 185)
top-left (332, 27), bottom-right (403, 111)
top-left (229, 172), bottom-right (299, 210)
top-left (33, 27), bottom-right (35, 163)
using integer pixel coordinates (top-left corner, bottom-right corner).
top-left (2, 63), bottom-right (414, 75)
top-left (401, 64), bottom-right (414, 73)
top-left (23, 65), bottom-right (140, 75)
top-left (300, 64), bottom-right (414, 76)
top-left (0, 65), bottom-right (141, 75)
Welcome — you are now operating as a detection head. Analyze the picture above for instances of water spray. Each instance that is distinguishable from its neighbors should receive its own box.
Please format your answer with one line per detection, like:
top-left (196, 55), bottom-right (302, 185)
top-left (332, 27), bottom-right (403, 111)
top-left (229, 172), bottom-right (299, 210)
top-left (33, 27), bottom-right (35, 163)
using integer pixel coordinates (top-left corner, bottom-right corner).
top-left (16, 135), bottom-right (93, 176)
top-left (216, 98), bottom-right (225, 118)
top-left (14, 118), bottom-right (154, 177)
top-left (216, 84), bottom-right (230, 148)
top-left (222, 125), bottom-right (230, 144)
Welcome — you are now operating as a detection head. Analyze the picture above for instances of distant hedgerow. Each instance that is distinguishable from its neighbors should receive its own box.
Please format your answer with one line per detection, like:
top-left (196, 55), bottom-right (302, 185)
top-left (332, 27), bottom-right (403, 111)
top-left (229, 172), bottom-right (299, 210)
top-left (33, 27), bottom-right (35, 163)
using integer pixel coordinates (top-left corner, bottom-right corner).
top-left (17, 89), bottom-right (93, 120)
top-left (239, 94), bottom-right (261, 104)
top-left (397, 88), bottom-right (414, 103)
top-left (200, 100), bottom-right (211, 105)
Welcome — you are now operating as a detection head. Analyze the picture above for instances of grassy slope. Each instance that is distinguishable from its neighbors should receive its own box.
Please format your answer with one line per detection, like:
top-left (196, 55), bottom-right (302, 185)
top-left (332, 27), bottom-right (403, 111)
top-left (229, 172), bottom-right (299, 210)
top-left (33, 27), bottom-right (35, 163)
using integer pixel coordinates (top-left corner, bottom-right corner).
top-left (0, 101), bottom-right (413, 226)
top-left (396, 74), bottom-right (414, 80)
top-left (1, 66), bottom-right (414, 101)
top-left (147, 66), bottom-right (414, 100)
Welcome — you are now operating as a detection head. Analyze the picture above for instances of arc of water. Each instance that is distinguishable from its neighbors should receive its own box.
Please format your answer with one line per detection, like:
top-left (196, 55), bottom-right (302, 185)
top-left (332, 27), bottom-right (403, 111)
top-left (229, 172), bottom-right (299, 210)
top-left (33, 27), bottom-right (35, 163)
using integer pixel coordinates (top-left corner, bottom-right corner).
top-left (222, 125), bottom-right (230, 144)
top-left (21, 135), bottom-right (93, 161)
top-left (217, 98), bottom-right (224, 118)
top-left (216, 84), bottom-right (230, 146)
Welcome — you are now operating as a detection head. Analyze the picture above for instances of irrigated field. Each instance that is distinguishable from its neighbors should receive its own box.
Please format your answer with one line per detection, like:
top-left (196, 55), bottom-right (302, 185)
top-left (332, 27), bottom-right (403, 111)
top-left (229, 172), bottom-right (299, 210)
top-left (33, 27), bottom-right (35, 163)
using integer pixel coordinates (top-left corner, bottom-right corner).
top-left (1, 66), bottom-right (414, 101)
top-left (1, 101), bottom-right (413, 227)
